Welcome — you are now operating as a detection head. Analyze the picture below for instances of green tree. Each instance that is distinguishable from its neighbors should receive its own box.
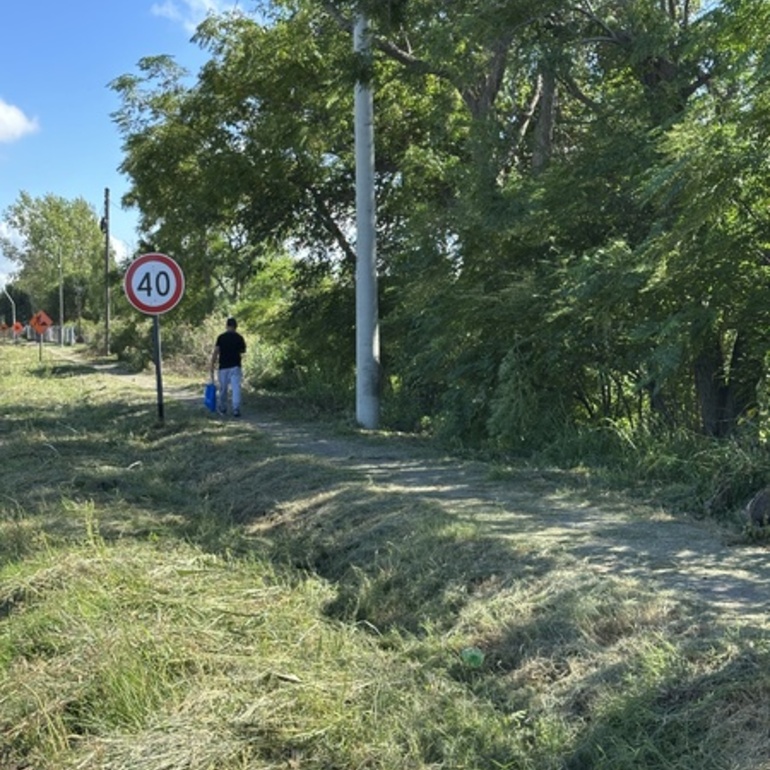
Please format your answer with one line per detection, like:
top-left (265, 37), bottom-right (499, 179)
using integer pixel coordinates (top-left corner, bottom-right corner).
top-left (0, 192), bottom-right (111, 325)
top-left (111, 3), bottom-right (469, 383)
top-left (424, 0), bottom-right (758, 443)
top-left (111, 0), bottom-right (770, 452)
top-left (633, 0), bottom-right (770, 437)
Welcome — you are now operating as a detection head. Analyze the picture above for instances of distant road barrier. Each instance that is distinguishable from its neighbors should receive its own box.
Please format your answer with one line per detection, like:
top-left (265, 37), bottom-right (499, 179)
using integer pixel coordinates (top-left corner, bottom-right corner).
top-left (0, 324), bottom-right (81, 344)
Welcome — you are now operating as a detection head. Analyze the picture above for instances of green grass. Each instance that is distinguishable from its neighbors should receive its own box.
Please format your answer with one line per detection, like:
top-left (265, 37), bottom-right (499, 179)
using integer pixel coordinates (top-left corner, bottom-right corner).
top-left (1, 342), bottom-right (770, 769)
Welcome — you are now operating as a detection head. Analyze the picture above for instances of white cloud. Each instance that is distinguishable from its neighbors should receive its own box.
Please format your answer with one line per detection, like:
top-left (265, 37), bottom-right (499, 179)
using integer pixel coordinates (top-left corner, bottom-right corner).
top-left (111, 234), bottom-right (129, 264)
top-left (151, 0), bottom-right (239, 34)
top-left (0, 258), bottom-right (15, 290)
top-left (0, 221), bottom-right (23, 250)
top-left (0, 225), bottom-right (130, 287)
top-left (0, 223), bottom-right (21, 287)
top-left (0, 98), bottom-right (39, 144)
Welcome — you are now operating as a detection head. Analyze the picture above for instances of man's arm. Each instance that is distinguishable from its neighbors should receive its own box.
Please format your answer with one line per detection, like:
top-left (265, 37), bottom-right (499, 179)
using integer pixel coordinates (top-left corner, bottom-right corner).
top-left (210, 345), bottom-right (220, 377)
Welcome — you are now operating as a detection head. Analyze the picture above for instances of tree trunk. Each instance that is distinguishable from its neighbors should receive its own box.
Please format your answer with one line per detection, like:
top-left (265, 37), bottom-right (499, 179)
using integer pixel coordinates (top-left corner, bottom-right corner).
top-left (693, 333), bottom-right (761, 438)
top-left (693, 339), bottom-right (730, 437)
top-left (723, 332), bottom-right (762, 429)
top-left (532, 66), bottom-right (557, 175)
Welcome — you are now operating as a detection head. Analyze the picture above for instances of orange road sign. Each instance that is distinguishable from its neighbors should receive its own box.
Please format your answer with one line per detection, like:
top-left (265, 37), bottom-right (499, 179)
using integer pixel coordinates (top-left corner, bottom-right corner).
top-left (30, 311), bottom-right (53, 335)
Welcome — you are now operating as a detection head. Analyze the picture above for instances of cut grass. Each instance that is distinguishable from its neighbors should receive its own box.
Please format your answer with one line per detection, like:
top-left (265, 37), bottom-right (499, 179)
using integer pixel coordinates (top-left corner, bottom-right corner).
top-left (1, 343), bottom-right (770, 769)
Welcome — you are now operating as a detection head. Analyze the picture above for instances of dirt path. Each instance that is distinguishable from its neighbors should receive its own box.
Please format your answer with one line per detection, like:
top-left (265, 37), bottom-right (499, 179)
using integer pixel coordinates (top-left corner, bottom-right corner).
top-left (253, 412), bottom-right (770, 625)
top-left (55, 351), bottom-right (770, 626)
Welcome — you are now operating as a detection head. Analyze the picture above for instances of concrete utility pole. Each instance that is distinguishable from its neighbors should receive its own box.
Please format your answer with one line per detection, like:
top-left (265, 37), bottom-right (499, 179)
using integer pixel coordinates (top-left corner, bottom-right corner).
top-left (354, 12), bottom-right (380, 429)
top-left (102, 188), bottom-right (111, 355)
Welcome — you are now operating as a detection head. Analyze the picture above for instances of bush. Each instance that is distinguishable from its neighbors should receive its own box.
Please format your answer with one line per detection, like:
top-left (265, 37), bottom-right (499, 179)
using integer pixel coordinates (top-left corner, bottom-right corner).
top-left (108, 316), bottom-right (154, 371)
top-left (487, 347), bottom-right (572, 453)
top-left (105, 314), bottom-right (289, 390)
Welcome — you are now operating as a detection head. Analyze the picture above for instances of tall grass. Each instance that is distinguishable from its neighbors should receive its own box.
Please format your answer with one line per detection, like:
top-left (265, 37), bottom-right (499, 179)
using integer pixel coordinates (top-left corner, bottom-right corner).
top-left (1, 342), bottom-right (769, 769)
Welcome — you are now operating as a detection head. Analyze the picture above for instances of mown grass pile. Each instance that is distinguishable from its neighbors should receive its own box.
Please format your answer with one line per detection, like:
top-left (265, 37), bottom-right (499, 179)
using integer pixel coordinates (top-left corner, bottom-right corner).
top-left (1, 343), bottom-right (770, 769)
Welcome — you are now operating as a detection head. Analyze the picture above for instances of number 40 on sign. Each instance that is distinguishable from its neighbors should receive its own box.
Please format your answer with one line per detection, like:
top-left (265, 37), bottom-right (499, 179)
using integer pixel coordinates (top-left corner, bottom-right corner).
top-left (123, 253), bottom-right (185, 315)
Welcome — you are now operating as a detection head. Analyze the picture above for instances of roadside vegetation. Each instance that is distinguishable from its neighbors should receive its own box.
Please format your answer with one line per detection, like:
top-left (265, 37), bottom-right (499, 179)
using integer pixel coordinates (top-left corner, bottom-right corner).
top-left (4, 1), bottom-right (770, 521)
top-left (2, 342), bottom-right (770, 770)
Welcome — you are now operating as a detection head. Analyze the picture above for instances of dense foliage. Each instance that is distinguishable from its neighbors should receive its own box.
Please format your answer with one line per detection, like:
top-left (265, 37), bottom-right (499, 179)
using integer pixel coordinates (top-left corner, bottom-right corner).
top-left (9, 1), bottom-right (770, 496)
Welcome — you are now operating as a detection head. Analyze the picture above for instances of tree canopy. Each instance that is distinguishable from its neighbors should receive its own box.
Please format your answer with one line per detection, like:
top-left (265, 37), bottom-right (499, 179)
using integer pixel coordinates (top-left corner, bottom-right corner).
top-left (0, 192), bottom-right (111, 326)
top-left (109, 0), bottom-right (770, 450)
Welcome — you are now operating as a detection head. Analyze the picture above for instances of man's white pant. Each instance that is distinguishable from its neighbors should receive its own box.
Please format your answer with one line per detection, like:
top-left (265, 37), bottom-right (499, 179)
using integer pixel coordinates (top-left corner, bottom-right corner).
top-left (217, 366), bottom-right (242, 412)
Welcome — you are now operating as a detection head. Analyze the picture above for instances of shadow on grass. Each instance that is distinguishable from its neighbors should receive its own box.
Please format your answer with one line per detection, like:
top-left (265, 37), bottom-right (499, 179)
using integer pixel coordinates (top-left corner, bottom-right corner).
top-left (561, 639), bottom-right (770, 770)
top-left (7, 357), bottom-right (770, 770)
top-left (7, 368), bottom-right (768, 633)
top-left (30, 361), bottom-right (99, 378)
top-left (260, 482), bottom-right (557, 634)
top-left (1, 376), bottom-right (555, 637)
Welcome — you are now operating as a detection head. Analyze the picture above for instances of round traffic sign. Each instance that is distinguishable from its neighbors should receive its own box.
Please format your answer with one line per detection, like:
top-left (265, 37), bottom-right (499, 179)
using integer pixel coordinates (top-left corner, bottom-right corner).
top-left (124, 253), bottom-right (185, 315)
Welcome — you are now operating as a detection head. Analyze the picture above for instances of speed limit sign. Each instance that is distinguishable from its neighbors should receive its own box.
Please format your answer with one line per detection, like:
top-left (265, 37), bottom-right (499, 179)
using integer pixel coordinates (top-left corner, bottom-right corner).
top-left (124, 253), bottom-right (185, 315)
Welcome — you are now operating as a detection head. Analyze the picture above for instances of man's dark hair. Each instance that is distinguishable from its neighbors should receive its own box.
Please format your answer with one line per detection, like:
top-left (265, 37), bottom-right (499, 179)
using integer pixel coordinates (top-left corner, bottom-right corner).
top-left (226, 317), bottom-right (237, 329)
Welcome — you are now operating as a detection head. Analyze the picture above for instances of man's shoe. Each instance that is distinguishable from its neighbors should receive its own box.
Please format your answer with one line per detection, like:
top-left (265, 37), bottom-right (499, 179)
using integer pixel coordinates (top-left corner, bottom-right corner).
top-left (218, 407), bottom-right (227, 415)
top-left (233, 409), bottom-right (241, 418)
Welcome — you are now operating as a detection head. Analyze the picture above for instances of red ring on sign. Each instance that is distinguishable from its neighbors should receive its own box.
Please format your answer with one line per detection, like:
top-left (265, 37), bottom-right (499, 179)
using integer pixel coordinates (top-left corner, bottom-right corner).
top-left (124, 253), bottom-right (185, 315)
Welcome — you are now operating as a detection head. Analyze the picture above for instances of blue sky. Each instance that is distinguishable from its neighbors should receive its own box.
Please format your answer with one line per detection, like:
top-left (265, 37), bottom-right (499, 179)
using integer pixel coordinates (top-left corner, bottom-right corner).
top-left (0, 0), bottom-right (240, 286)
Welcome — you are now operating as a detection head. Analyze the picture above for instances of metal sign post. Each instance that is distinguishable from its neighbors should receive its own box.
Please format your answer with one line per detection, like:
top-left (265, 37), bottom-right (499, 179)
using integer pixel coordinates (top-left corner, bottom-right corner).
top-left (152, 315), bottom-right (164, 422)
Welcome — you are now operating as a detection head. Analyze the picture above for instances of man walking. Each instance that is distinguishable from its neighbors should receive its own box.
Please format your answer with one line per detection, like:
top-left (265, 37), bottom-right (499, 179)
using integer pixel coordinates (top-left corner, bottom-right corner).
top-left (210, 317), bottom-right (246, 417)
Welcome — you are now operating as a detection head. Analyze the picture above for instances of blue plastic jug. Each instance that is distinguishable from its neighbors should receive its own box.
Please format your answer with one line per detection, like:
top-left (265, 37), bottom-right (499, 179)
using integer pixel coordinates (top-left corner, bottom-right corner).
top-left (204, 382), bottom-right (217, 412)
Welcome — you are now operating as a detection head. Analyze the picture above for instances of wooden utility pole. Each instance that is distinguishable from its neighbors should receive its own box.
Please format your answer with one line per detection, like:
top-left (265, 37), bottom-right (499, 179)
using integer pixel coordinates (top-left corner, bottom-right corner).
top-left (354, 12), bottom-right (380, 429)
top-left (102, 188), bottom-right (111, 355)
top-left (2, 287), bottom-right (15, 340)
top-left (58, 249), bottom-right (64, 346)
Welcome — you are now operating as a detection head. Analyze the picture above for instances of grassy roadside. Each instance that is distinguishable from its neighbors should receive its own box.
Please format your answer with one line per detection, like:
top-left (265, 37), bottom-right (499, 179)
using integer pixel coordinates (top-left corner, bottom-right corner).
top-left (1, 342), bottom-right (769, 769)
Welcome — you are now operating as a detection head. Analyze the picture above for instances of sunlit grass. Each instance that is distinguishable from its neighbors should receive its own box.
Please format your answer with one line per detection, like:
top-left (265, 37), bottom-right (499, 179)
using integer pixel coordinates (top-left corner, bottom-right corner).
top-left (1, 342), bottom-right (769, 769)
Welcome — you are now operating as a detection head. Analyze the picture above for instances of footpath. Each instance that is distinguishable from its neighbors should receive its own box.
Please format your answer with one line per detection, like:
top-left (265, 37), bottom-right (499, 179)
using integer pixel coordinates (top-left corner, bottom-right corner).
top-left (55, 349), bottom-right (770, 627)
top-left (252, 412), bottom-right (770, 625)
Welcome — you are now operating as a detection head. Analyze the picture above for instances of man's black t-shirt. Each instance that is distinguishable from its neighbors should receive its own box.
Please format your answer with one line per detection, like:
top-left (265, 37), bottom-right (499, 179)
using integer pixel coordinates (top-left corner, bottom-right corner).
top-left (215, 330), bottom-right (246, 369)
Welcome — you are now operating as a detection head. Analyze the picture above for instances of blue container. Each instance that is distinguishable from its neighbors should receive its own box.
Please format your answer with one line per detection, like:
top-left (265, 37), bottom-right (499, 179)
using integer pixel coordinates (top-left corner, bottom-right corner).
top-left (204, 382), bottom-right (217, 412)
